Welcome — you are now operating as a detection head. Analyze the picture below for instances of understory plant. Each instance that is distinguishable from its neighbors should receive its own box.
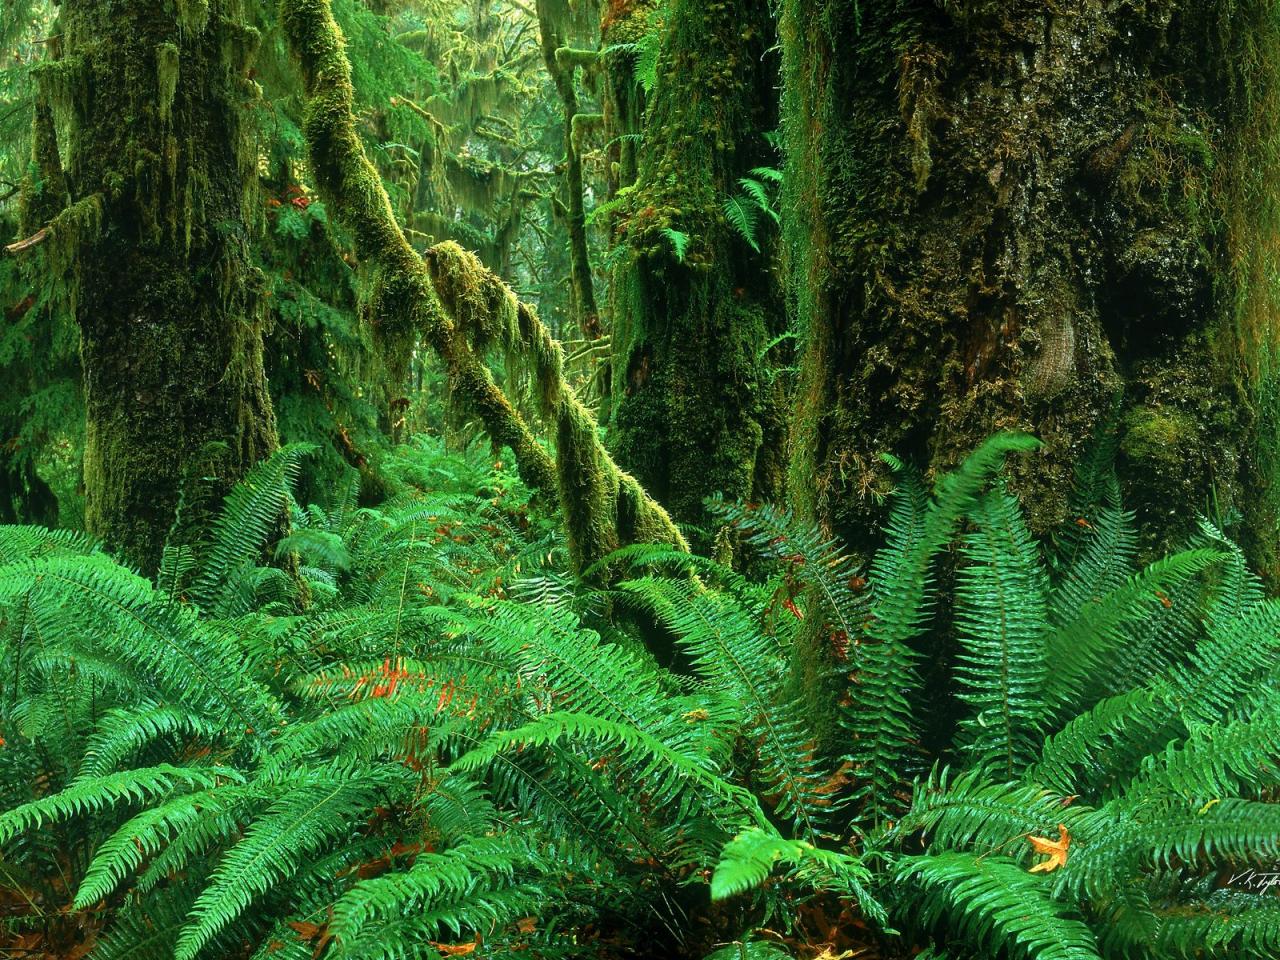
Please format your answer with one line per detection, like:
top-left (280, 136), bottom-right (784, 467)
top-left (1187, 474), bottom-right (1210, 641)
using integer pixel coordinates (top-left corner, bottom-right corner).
top-left (0, 433), bottom-right (1277, 959)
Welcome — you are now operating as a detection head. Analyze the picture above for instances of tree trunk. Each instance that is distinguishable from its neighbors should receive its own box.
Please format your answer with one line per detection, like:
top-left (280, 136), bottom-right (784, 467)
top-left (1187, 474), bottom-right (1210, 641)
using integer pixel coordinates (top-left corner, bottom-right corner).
top-left (535, 0), bottom-right (602, 341)
top-left (783, 2), bottom-right (1280, 576)
top-left (609, 0), bottom-right (784, 540)
top-left (44, 1), bottom-right (278, 571)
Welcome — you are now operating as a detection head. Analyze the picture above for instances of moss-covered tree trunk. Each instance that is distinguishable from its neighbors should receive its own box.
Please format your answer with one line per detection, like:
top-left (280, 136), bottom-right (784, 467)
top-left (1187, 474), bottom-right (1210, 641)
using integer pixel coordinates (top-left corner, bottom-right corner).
top-left (42, 1), bottom-right (278, 571)
top-left (535, 0), bottom-right (602, 341)
top-left (609, 0), bottom-right (784, 538)
top-left (783, 2), bottom-right (1280, 574)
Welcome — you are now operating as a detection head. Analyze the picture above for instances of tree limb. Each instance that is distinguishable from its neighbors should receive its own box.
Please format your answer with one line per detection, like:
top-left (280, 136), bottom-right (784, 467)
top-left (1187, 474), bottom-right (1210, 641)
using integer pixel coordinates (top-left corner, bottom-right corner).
top-left (280, 0), bottom-right (687, 571)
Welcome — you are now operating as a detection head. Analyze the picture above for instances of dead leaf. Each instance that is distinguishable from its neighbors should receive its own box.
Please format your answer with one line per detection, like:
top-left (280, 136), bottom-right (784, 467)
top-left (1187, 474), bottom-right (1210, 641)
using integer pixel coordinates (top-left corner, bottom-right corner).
top-left (430, 939), bottom-right (479, 956)
top-left (1028, 823), bottom-right (1070, 873)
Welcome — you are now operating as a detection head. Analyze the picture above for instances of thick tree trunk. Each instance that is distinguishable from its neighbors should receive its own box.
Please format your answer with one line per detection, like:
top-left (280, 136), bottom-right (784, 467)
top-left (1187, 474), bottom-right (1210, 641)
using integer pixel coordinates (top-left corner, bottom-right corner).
top-left (783, 2), bottom-right (1280, 574)
top-left (608, 0), bottom-right (784, 539)
top-left (44, 1), bottom-right (278, 571)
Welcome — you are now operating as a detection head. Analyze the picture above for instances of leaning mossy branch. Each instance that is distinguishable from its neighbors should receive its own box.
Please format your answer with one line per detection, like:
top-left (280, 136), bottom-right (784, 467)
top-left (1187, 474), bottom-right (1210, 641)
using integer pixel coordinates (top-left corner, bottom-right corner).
top-left (280, 0), bottom-right (555, 502)
top-left (424, 241), bottom-right (688, 568)
top-left (554, 46), bottom-right (600, 72)
top-left (6, 194), bottom-right (103, 273)
top-left (281, 0), bottom-right (686, 571)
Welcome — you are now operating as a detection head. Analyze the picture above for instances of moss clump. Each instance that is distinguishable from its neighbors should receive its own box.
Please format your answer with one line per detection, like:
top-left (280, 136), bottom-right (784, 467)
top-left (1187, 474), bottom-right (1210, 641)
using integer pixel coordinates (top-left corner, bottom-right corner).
top-left (156, 43), bottom-right (180, 124)
top-left (1120, 407), bottom-right (1199, 468)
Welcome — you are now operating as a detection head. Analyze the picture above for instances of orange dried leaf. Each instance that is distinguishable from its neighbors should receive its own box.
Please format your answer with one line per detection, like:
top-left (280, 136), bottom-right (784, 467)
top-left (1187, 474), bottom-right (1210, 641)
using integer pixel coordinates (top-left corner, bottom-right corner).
top-left (1028, 824), bottom-right (1070, 873)
top-left (430, 940), bottom-right (478, 955)
top-left (288, 921), bottom-right (323, 940)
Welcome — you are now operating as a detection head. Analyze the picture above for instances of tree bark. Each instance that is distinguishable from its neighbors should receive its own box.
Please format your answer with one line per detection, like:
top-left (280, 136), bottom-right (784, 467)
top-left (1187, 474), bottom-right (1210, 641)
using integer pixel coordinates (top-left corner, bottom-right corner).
top-left (45, 1), bottom-right (279, 572)
top-left (608, 0), bottom-right (784, 541)
top-left (783, 1), bottom-right (1280, 577)
top-left (535, 0), bottom-right (602, 341)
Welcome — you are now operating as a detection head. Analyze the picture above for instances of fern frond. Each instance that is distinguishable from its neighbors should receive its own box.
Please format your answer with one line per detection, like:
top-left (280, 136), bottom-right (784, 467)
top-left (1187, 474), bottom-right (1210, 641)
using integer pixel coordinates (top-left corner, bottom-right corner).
top-left (189, 443), bottom-right (315, 616)
top-left (0, 764), bottom-right (242, 845)
top-left (328, 835), bottom-right (537, 947)
top-left (710, 827), bottom-right (881, 921)
top-left (620, 577), bottom-right (826, 837)
top-left (1043, 548), bottom-right (1224, 712)
top-left (953, 485), bottom-right (1050, 778)
top-left (74, 784), bottom-right (256, 908)
top-left (76, 703), bottom-right (223, 781)
top-left (707, 495), bottom-right (862, 639)
top-left (663, 227), bottom-right (690, 262)
top-left (0, 524), bottom-right (98, 563)
top-left (173, 767), bottom-right (394, 960)
top-left (723, 194), bottom-right (761, 252)
top-left (453, 711), bottom-right (767, 832)
top-left (895, 851), bottom-right (1102, 960)
top-left (0, 554), bottom-right (281, 734)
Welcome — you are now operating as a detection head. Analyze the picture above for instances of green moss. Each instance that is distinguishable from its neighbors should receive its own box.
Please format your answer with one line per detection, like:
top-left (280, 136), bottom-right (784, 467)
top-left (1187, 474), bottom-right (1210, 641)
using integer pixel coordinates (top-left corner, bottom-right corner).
top-left (283, 0), bottom-right (686, 575)
top-left (607, 0), bottom-right (782, 544)
top-left (779, 0), bottom-right (1280, 575)
top-left (156, 43), bottom-right (180, 124)
top-left (1120, 407), bottom-right (1200, 467)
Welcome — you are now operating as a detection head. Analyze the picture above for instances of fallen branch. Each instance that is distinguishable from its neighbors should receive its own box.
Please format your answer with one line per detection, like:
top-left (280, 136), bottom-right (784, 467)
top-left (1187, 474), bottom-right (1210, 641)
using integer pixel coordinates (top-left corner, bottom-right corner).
top-left (3, 227), bottom-right (48, 256)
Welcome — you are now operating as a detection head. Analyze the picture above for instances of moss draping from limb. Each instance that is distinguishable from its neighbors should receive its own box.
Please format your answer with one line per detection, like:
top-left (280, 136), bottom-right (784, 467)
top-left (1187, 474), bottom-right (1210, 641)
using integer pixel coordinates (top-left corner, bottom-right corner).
top-left (534, 0), bottom-right (601, 340)
top-left (281, 0), bottom-right (686, 572)
top-left (281, 0), bottom-right (554, 498)
top-left (48, 0), bottom-right (279, 572)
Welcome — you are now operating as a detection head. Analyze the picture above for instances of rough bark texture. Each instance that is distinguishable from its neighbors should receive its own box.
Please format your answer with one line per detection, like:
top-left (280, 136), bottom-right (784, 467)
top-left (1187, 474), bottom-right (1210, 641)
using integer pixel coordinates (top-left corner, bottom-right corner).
top-left (783, 1), bottom-right (1280, 575)
top-left (608, 0), bottom-right (785, 541)
top-left (41, 0), bottom-right (279, 572)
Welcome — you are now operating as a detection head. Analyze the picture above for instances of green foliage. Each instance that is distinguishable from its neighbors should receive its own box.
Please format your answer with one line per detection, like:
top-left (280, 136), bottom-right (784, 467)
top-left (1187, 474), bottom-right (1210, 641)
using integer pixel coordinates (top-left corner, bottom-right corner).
top-left (2, 433), bottom-right (1280, 960)
top-left (723, 168), bottom-right (782, 253)
top-left (663, 225), bottom-right (690, 262)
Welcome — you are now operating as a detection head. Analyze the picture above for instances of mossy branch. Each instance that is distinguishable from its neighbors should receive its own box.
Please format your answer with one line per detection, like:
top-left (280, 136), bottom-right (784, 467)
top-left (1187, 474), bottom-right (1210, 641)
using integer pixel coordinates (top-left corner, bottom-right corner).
top-left (280, 0), bottom-right (687, 571)
top-left (554, 47), bottom-right (600, 72)
top-left (280, 0), bottom-right (556, 503)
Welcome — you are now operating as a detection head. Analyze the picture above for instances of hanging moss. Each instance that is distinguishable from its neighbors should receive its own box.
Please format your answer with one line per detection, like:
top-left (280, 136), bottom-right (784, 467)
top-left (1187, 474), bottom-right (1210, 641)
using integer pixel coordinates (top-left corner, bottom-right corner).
top-left (607, 0), bottom-right (784, 544)
top-left (43, 0), bottom-right (280, 572)
top-left (17, 90), bottom-right (69, 236)
top-left (156, 43), bottom-right (180, 124)
top-left (282, 0), bottom-right (686, 573)
top-left (534, 0), bottom-right (602, 339)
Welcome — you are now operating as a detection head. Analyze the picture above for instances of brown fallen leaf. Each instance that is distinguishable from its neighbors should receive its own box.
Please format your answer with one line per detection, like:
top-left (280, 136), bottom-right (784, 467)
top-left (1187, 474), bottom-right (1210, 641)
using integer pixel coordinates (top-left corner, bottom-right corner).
top-left (1028, 823), bottom-right (1070, 873)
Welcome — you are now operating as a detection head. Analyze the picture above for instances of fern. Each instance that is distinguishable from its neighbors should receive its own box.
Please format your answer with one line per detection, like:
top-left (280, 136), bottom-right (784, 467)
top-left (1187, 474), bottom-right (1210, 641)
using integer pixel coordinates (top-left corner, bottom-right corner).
top-left (663, 226), bottom-right (690, 262)
top-left (188, 443), bottom-right (315, 617)
top-left (710, 826), bottom-right (881, 922)
top-left (952, 484), bottom-right (1050, 777)
top-left (723, 194), bottom-right (762, 252)
top-left (0, 764), bottom-right (242, 845)
top-left (895, 852), bottom-right (1103, 960)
